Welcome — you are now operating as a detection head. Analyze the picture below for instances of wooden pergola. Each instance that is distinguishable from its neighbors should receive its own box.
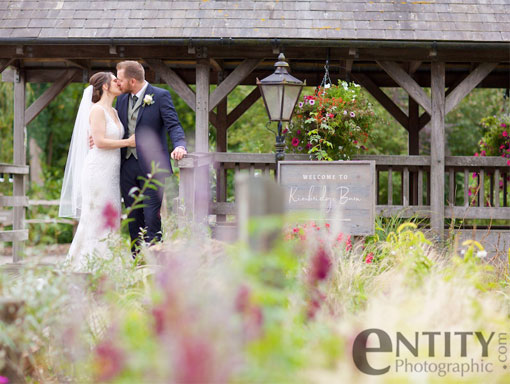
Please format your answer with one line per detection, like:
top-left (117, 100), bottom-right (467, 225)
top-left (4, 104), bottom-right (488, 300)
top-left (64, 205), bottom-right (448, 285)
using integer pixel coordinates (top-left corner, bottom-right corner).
top-left (1, 0), bottom-right (510, 260)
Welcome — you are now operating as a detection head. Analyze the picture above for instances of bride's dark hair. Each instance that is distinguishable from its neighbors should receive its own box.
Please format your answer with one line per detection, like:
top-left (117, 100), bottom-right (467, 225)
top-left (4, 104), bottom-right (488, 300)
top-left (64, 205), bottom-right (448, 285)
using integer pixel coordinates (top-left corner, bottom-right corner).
top-left (89, 72), bottom-right (113, 103)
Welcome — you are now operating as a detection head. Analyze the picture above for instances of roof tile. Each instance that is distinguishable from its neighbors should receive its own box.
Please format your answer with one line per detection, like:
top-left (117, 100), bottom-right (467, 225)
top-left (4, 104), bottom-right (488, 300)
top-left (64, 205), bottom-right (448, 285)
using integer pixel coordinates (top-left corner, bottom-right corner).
top-left (0, 0), bottom-right (508, 43)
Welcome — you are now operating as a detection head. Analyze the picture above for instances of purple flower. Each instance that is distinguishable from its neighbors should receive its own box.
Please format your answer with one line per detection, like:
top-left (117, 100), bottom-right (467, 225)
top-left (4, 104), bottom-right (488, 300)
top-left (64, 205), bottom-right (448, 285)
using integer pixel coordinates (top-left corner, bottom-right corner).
top-left (297, 130), bottom-right (301, 135)
top-left (502, 123), bottom-right (507, 128)
top-left (298, 146), bottom-right (303, 151)
top-left (298, 102), bottom-right (304, 108)
top-left (343, 110), bottom-right (348, 116)
top-left (0, 377), bottom-right (8, 384)
top-left (350, 111), bottom-right (356, 118)
top-left (309, 99), bottom-right (315, 106)
top-left (306, 143), bottom-right (312, 149)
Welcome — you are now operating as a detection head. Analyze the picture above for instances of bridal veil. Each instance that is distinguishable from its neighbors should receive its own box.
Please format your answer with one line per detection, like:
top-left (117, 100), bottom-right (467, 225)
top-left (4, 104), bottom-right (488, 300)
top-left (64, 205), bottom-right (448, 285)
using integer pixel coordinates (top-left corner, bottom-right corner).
top-left (59, 85), bottom-right (93, 218)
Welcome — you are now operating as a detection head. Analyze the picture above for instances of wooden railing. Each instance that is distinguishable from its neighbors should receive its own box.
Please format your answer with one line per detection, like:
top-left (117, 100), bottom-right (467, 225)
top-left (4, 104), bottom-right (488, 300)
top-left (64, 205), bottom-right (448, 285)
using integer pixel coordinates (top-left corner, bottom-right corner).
top-left (0, 163), bottom-right (29, 247)
top-left (177, 153), bottom-right (510, 224)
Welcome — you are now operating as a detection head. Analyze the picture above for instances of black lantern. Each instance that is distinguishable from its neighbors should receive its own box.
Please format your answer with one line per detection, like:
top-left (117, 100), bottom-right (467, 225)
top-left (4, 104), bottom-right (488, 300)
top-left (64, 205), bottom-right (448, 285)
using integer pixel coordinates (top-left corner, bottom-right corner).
top-left (257, 53), bottom-right (305, 161)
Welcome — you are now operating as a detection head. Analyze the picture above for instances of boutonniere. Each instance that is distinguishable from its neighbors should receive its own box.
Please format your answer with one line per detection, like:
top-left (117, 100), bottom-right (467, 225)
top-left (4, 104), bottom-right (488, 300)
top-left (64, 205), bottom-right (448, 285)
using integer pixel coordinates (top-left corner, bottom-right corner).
top-left (143, 94), bottom-right (155, 107)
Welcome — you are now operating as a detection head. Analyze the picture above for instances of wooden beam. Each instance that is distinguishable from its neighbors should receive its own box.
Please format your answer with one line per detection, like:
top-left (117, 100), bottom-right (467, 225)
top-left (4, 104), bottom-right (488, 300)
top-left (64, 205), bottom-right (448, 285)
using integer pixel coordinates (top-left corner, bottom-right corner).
top-left (226, 87), bottom-right (261, 128)
top-left (0, 196), bottom-right (29, 207)
top-left (409, 61), bottom-right (422, 75)
top-left (377, 60), bottom-right (432, 115)
top-left (25, 69), bottom-right (77, 126)
top-left (209, 59), bottom-right (261, 112)
top-left (145, 59), bottom-right (196, 111)
top-left (216, 71), bottom-right (228, 152)
top-left (0, 230), bottom-right (28, 242)
top-left (0, 58), bottom-right (14, 74)
top-left (209, 58), bottom-right (223, 72)
top-left (445, 62), bottom-right (498, 114)
top-left (195, 59), bottom-right (210, 153)
top-left (65, 59), bottom-right (89, 70)
top-left (430, 62), bottom-right (445, 239)
top-left (0, 163), bottom-right (29, 174)
top-left (13, 69), bottom-right (26, 261)
top-left (209, 111), bottom-right (217, 129)
top-left (351, 73), bottom-right (408, 129)
top-left (408, 96), bottom-right (419, 155)
top-left (345, 59), bottom-right (353, 74)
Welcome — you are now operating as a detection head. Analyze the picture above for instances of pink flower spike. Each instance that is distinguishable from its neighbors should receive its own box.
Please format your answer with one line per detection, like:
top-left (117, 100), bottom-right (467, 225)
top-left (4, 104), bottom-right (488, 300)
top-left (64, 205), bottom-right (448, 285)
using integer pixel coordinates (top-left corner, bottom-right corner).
top-left (0, 377), bottom-right (9, 384)
top-left (102, 202), bottom-right (119, 230)
top-left (309, 247), bottom-right (332, 283)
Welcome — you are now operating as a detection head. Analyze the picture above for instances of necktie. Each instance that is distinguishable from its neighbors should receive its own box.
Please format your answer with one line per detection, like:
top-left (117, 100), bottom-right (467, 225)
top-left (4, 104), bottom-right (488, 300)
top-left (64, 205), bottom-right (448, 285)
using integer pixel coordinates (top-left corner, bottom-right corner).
top-left (132, 95), bottom-right (138, 105)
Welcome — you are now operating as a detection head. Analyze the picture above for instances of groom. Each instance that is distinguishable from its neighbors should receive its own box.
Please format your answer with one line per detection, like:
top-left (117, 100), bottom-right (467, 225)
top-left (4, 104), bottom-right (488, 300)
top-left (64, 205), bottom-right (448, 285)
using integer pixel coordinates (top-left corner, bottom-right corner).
top-left (115, 60), bottom-right (187, 251)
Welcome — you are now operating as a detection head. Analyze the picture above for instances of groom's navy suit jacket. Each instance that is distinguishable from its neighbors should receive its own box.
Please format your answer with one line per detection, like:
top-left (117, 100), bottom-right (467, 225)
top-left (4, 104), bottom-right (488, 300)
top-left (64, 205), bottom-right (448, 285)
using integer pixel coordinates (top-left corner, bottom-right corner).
top-left (116, 83), bottom-right (186, 177)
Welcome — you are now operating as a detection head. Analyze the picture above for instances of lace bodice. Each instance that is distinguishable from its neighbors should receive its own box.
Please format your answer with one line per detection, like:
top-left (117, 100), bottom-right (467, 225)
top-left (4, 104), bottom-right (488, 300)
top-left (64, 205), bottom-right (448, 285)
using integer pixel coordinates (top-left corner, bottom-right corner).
top-left (93, 105), bottom-right (124, 142)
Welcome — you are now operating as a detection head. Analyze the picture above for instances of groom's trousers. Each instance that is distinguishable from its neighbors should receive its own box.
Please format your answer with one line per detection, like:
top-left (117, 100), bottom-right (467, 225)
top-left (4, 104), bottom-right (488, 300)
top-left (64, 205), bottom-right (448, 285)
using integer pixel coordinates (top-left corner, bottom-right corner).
top-left (121, 156), bottom-right (164, 251)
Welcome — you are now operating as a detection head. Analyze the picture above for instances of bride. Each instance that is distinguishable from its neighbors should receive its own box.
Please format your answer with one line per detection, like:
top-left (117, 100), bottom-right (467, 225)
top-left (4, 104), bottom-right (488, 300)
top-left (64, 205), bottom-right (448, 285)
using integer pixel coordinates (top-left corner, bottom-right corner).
top-left (59, 72), bottom-right (135, 270)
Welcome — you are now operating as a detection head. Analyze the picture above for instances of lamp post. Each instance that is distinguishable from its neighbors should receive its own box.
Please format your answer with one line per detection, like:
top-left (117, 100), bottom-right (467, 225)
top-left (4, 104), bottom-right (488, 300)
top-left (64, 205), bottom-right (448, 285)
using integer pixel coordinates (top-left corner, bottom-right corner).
top-left (257, 53), bottom-right (305, 162)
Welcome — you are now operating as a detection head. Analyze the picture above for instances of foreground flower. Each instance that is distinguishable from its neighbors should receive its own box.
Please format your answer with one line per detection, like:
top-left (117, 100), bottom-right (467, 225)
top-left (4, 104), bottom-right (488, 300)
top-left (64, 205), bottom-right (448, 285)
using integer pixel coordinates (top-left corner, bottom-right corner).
top-left (102, 202), bottom-right (119, 230)
top-left (476, 250), bottom-right (488, 258)
top-left (0, 376), bottom-right (9, 384)
top-left (175, 337), bottom-right (215, 384)
top-left (94, 341), bottom-right (125, 382)
top-left (235, 285), bottom-right (264, 340)
top-left (309, 247), bottom-right (332, 284)
top-left (291, 137), bottom-right (300, 147)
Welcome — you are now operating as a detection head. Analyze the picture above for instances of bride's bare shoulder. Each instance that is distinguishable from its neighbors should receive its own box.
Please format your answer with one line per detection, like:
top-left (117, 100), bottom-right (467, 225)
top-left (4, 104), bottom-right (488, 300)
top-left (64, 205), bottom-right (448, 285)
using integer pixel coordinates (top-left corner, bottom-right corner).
top-left (89, 104), bottom-right (106, 121)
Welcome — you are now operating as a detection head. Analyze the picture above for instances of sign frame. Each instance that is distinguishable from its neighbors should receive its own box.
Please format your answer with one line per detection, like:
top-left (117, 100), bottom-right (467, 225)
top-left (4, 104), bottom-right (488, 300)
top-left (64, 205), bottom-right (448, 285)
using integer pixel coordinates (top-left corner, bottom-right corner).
top-left (277, 160), bottom-right (376, 235)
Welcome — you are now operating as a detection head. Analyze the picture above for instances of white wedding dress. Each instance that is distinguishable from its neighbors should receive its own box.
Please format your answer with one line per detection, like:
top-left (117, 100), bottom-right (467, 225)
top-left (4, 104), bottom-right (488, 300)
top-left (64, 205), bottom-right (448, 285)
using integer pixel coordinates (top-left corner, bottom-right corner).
top-left (66, 105), bottom-right (124, 271)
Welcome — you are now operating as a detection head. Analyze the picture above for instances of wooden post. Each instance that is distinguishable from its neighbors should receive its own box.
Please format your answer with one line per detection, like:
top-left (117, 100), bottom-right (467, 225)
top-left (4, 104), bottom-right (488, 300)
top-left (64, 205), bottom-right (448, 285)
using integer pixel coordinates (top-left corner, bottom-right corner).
top-left (409, 96), bottom-right (420, 205)
top-left (177, 154), bottom-right (212, 224)
top-left (195, 58), bottom-right (210, 153)
top-left (430, 62), bottom-right (445, 240)
top-left (216, 71), bottom-right (228, 223)
top-left (13, 69), bottom-right (26, 262)
top-left (236, 173), bottom-right (285, 251)
top-left (408, 97), bottom-right (420, 155)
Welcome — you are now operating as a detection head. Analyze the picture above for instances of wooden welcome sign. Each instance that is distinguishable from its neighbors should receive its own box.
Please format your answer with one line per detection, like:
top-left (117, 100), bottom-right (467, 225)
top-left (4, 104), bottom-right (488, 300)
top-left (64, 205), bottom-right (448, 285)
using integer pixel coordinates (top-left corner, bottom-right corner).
top-left (277, 161), bottom-right (376, 235)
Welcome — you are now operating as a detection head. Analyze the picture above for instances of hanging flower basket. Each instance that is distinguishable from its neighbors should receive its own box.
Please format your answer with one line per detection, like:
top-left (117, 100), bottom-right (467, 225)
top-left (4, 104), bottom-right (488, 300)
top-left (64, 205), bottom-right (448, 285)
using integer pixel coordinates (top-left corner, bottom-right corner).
top-left (285, 81), bottom-right (375, 161)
